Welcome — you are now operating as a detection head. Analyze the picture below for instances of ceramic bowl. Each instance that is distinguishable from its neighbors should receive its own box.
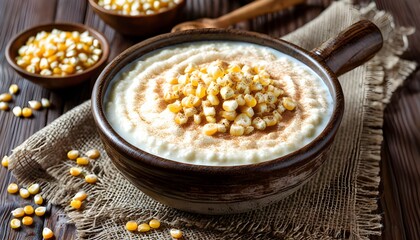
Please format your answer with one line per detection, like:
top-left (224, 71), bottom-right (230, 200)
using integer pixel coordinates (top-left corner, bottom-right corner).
top-left (5, 23), bottom-right (110, 89)
top-left (92, 21), bottom-right (382, 214)
top-left (88, 0), bottom-right (186, 36)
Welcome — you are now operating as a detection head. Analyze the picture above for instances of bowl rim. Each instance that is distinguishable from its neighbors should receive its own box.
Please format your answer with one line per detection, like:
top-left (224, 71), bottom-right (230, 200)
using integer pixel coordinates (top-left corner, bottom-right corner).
top-left (92, 28), bottom-right (344, 173)
top-left (5, 22), bottom-right (110, 81)
top-left (88, 0), bottom-right (186, 18)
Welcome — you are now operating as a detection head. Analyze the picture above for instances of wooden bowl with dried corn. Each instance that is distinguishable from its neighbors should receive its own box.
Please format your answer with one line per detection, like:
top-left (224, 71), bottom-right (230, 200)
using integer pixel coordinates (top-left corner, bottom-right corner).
top-left (92, 22), bottom-right (383, 214)
top-left (6, 23), bottom-right (109, 89)
top-left (88, 0), bottom-right (186, 36)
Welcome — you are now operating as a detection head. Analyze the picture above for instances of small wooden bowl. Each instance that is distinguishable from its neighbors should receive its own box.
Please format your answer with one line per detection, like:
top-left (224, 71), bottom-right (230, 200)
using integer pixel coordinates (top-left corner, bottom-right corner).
top-left (5, 23), bottom-right (109, 89)
top-left (88, 0), bottom-right (186, 36)
top-left (92, 21), bottom-right (382, 214)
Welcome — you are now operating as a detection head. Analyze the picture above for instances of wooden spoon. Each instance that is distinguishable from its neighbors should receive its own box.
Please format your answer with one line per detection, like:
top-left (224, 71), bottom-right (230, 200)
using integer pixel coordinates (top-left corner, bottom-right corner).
top-left (171, 0), bottom-right (306, 32)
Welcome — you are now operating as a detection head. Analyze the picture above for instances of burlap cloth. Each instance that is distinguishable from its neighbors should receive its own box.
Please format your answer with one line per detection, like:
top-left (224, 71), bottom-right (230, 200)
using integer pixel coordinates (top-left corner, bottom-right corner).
top-left (8, 1), bottom-right (417, 239)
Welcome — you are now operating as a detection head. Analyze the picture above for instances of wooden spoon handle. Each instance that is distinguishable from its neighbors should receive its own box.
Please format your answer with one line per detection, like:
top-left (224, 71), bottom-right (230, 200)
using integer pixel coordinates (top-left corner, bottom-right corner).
top-left (311, 20), bottom-right (383, 76)
top-left (213, 0), bottom-right (306, 28)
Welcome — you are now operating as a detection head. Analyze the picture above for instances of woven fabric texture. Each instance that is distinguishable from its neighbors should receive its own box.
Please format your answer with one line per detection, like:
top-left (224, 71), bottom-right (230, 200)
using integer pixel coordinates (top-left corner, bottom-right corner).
top-left (8, 2), bottom-right (416, 239)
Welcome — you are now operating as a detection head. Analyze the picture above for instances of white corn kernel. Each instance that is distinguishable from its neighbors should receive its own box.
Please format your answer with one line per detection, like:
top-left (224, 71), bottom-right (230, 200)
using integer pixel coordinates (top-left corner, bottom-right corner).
top-left (222, 100), bottom-right (238, 112)
top-left (230, 124), bottom-right (244, 136)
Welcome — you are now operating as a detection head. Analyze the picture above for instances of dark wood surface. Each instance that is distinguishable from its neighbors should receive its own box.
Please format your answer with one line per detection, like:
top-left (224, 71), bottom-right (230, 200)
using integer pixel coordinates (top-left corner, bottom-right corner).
top-left (0, 0), bottom-right (418, 239)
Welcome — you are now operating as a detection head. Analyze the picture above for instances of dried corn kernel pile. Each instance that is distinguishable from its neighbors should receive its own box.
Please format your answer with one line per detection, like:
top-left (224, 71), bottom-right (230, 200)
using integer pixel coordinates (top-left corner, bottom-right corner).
top-left (15, 29), bottom-right (102, 76)
top-left (98, 0), bottom-right (182, 15)
top-left (164, 60), bottom-right (297, 136)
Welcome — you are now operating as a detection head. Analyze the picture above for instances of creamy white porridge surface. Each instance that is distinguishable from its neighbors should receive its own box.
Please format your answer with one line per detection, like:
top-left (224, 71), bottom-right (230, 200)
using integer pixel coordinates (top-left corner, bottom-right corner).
top-left (105, 41), bottom-right (333, 166)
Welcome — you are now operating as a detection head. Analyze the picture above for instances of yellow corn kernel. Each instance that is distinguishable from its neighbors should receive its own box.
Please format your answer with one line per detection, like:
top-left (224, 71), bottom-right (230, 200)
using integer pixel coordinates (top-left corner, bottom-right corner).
top-left (86, 149), bottom-right (100, 159)
top-left (193, 114), bottom-right (201, 124)
top-left (234, 113), bottom-right (252, 127)
top-left (22, 107), bottom-right (32, 118)
top-left (266, 92), bottom-right (277, 105)
top-left (239, 106), bottom-right (254, 118)
top-left (85, 174), bottom-right (98, 184)
top-left (11, 208), bottom-right (25, 218)
top-left (259, 76), bottom-right (271, 86)
top-left (28, 183), bottom-right (40, 195)
top-left (217, 123), bottom-right (227, 133)
top-left (170, 229), bottom-right (183, 239)
top-left (192, 96), bottom-right (201, 107)
top-left (220, 111), bottom-right (237, 121)
top-left (125, 221), bottom-right (138, 232)
top-left (202, 123), bottom-right (218, 136)
top-left (207, 94), bottom-right (219, 106)
top-left (2, 155), bottom-right (9, 167)
top-left (24, 205), bottom-right (34, 215)
top-left (9, 84), bottom-right (19, 95)
top-left (272, 87), bottom-right (284, 97)
top-left (206, 82), bottom-right (220, 96)
top-left (219, 119), bottom-right (230, 128)
top-left (184, 63), bottom-right (197, 74)
top-left (73, 191), bottom-right (87, 201)
top-left (182, 83), bottom-right (195, 96)
top-left (272, 110), bottom-right (283, 122)
top-left (174, 113), bottom-right (188, 125)
top-left (22, 216), bottom-right (33, 226)
top-left (282, 97), bottom-right (297, 111)
top-left (222, 100), bottom-right (238, 112)
top-left (10, 219), bottom-right (21, 229)
top-left (7, 183), bottom-right (19, 194)
top-left (35, 206), bottom-right (46, 216)
top-left (181, 96), bottom-right (195, 108)
top-left (263, 115), bottom-right (278, 127)
top-left (34, 194), bottom-right (44, 205)
top-left (205, 115), bottom-right (216, 123)
top-left (252, 117), bottom-right (266, 130)
top-left (138, 223), bottom-right (151, 232)
top-left (0, 102), bottom-right (9, 111)
top-left (207, 65), bottom-right (224, 79)
top-left (70, 167), bottom-right (82, 176)
top-left (76, 157), bottom-right (89, 166)
top-left (20, 188), bottom-right (30, 199)
top-left (61, 64), bottom-right (74, 74)
top-left (195, 84), bottom-right (206, 98)
top-left (41, 98), bottom-right (51, 108)
top-left (70, 199), bottom-right (82, 209)
top-left (149, 219), bottom-right (161, 229)
top-left (228, 64), bottom-right (241, 73)
top-left (250, 81), bottom-right (263, 91)
top-left (235, 94), bottom-right (245, 106)
top-left (168, 100), bottom-right (182, 113)
top-left (67, 150), bottom-right (79, 160)
top-left (0, 93), bottom-right (13, 102)
top-left (255, 103), bottom-right (268, 114)
top-left (244, 94), bottom-right (257, 107)
top-left (244, 126), bottom-right (255, 135)
top-left (230, 124), bottom-right (245, 136)
top-left (203, 106), bottom-right (216, 117)
top-left (220, 86), bottom-right (235, 100)
top-left (183, 107), bottom-right (196, 118)
top-left (28, 100), bottom-right (42, 110)
top-left (254, 92), bottom-right (266, 104)
top-left (42, 227), bottom-right (54, 239)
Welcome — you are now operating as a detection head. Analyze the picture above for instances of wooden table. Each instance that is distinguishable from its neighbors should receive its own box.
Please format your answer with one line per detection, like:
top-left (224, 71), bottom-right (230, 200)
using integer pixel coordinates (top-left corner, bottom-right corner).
top-left (0, 0), bottom-right (418, 239)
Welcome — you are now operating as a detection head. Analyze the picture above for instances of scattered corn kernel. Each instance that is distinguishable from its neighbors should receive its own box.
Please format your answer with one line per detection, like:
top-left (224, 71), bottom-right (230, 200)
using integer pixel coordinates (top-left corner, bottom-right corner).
top-left (138, 223), bottom-right (151, 232)
top-left (34, 194), bottom-right (44, 205)
top-left (282, 97), bottom-right (297, 111)
top-left (70, 199), bottom-right (82, 209)
top-left (22, 216), bottom-right (33, 226)
top-left (42, 227), bottom-right (54, 239)
top-left (23, 205), bottom-right (34, 215)
top-left (28, 100), bottom-right (42, 110)
top-left (10, 219), bottom-right (21, 229)
top-left (70, 167), bottom-right (82, 176)
top-left (85, 174), bottom-right (98, 184)
top-left (22, 107), bottom-right (32, 118)
top-left (230, 124), bottom-right (245, 136)
top-left (125, 221), bottom-right (138, 232)
top-left (35, 206), bottom-right (46, 216)
top-left (149, 219), bottom-right (161, 229)
top-left (12, 106), bottom-right (22, 117)
top-left (76, 157), bottom-right (89, 166)
top-left (73, 191), bottom-right (87, 201)
top-left (2, 155), bottom-right (9, 167)
top-left (170, 228), bottom-right (183, 239)
top-left (7, 183), bottom-right (19, 194)
top-left (0, 93), bottom-right (12, 102)
top-left (19, 188), bottom-right (30, 198)
top-left (11, 208), bottom-right (25, 218)
top-left (67, 150), bottom-right (79, 160)
top-left (0, 102), bottom-right (9, 111)
top-left (202, 123), bottom-right (218, 136)
top-left (16, 29), bottom-right (102, 76)
top-left (41, 98), bottom-right (51, 108)
top-left (9, 84), bottom-right (19, 94)
top-left (28, 183), bottom-right (40, 195)
top-left (86, 149), bottom-right (100, 159)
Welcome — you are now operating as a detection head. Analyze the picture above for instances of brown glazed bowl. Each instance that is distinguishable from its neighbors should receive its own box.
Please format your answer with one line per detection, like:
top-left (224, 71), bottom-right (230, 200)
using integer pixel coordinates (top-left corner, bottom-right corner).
top-left (92, 21), bottom-right (383, 214)
top-left (5, 23), bottom-right (109, 89)
top-left (88, 0), bottom-right (186, 36)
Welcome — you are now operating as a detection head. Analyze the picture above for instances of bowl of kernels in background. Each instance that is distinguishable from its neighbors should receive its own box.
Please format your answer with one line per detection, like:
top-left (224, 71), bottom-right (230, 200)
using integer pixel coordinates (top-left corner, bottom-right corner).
top-left (5, 23), bottom-right (110, 89)
top-left (88, 0), bottom-right (186, 36)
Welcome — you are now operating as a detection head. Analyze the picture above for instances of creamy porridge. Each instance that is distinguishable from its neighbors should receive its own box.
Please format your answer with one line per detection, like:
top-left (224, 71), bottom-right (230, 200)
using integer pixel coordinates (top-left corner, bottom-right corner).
top-left (105, 41), bottom-right (333, 166)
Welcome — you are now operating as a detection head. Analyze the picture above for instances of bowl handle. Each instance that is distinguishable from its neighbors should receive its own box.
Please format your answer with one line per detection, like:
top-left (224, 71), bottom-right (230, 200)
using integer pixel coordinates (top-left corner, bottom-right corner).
top-left (311, 20), bottom-right (383, 76)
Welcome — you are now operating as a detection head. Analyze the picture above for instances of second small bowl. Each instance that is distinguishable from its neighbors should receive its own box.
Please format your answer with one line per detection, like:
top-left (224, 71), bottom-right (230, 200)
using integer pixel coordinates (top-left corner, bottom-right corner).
top-left (6, 23), bottom-right (110, 89)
